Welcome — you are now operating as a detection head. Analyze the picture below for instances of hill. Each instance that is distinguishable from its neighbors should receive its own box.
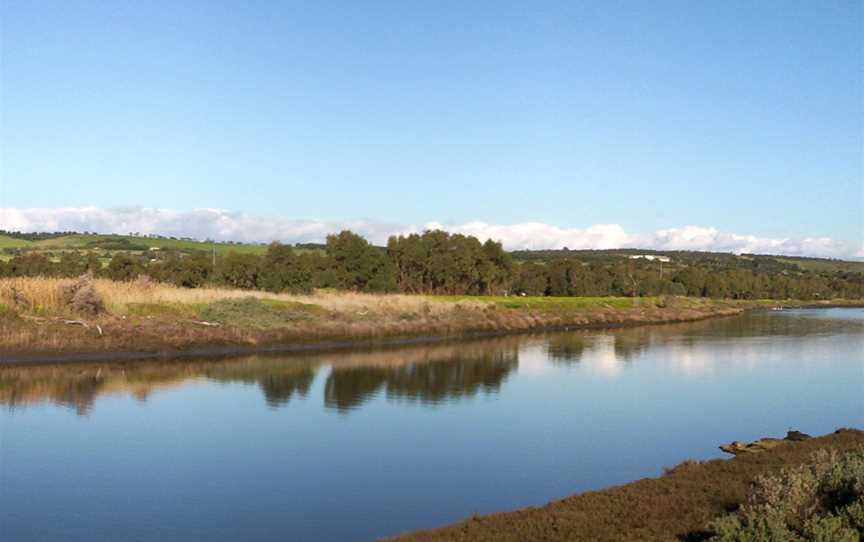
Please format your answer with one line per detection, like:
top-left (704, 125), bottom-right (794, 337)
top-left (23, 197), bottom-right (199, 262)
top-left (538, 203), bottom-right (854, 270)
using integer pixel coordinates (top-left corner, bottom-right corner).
top-left (0, 232), bottom-right (328, 258)
top-left (510, 247), bottom-right (864, 274)
top-left (3, 231), bottom-right (862, 272)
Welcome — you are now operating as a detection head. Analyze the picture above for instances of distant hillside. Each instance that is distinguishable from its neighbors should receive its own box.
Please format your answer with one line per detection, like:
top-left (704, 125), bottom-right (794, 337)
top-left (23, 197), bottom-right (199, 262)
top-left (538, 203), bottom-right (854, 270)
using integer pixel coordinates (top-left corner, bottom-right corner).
top-left (0, 235), bottom-right (33, 249)
top-left (1, 233), bottom-right (271, 255)
top-left (773, 256), bottom-right (864, 274)
top-left (1, 231), bottom-right (862, 275)
top-left (510, 248), bottom-right (864, 274)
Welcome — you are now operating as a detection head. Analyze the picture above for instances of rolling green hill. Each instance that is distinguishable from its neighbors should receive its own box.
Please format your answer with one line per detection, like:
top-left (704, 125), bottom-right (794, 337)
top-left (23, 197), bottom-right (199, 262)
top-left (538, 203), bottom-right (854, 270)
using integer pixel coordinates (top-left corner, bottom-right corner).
top-left (510, 248), bottom-right (863, 273)
top-left (0, 235), bottom-right (33, 249)
top-left (0, 232), bottom-right (329, 257)
top-left (1, 232), bottom-right (861, 273)
top-left (34, 234), bottom-right (270, 255)
top-left (774, 256), bottom-right (864, 274)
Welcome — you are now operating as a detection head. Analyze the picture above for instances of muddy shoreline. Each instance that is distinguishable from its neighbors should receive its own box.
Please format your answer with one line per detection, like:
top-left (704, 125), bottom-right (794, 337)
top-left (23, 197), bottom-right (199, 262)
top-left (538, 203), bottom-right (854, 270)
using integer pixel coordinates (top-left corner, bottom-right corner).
top-left (3, 301), bottom-right (860, 367)
top-left (0, 306), bottom-right (749, 365)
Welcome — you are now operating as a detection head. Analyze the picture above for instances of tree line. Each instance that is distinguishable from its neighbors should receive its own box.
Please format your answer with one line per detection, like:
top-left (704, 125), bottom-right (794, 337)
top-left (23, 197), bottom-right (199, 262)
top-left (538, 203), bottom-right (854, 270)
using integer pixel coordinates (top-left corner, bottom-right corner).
top-left (1, 230), bottom-right (862, 300)
top-left (0, 230), bottom-right (79, 241)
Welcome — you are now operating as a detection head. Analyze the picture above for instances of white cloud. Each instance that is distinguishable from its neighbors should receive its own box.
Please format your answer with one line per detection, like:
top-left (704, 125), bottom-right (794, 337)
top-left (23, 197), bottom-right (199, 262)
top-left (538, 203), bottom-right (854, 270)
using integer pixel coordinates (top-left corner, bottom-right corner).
top-left (649, 225), bottom-right (792, 254)
top-left (0, 207), bottom-right (402, 245)
top-left (0, 207), bottom-right (860, 259)
top-left (419, 221), bottom-right (634, 251)
top-left (643, 226), bottom-right (860, 259)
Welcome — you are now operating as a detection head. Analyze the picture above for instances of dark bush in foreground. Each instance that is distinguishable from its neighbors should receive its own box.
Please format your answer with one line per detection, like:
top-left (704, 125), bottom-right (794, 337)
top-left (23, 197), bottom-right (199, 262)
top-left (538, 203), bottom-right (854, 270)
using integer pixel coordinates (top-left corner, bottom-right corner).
top-left (705, 447), bottom-right (864, 541)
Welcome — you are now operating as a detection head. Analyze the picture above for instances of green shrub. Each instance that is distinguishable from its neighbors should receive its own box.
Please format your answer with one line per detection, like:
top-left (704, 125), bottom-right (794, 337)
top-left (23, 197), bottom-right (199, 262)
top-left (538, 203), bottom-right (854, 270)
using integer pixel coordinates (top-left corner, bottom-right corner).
top-left (705, 448), bottom-right (864, 541)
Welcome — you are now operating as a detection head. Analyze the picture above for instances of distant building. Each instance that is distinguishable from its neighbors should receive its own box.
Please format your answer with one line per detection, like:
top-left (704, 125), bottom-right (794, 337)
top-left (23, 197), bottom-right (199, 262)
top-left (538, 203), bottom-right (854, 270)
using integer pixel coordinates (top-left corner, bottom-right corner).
top-left (629, 254), bottom-right (671, 263)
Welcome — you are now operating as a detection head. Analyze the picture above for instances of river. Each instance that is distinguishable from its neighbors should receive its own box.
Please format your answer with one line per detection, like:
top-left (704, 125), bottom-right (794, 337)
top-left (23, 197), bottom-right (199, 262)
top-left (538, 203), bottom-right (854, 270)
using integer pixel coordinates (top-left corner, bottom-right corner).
top-left (1, 308), bottom-right (862, 541)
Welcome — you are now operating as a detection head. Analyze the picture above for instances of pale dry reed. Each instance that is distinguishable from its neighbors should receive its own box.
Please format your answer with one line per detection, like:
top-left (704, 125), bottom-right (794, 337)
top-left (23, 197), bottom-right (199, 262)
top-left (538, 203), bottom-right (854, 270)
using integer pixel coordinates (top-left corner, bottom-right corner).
top-left (0, 277), bottom-right (491, 316)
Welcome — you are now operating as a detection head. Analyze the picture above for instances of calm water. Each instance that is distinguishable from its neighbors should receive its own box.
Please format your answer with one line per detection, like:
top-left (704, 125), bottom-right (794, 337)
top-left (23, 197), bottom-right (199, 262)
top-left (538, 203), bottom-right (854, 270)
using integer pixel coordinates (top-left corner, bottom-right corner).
top-left (1, 308), bottom-right (862, 541)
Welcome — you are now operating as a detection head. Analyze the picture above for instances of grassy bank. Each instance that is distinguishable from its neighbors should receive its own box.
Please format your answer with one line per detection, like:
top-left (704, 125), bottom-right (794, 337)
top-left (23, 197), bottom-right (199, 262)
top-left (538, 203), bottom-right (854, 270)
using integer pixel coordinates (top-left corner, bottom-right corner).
top-left (1, 276), bottom-right (859, 362)
top-left (386, 429), bottom-right (864, 542)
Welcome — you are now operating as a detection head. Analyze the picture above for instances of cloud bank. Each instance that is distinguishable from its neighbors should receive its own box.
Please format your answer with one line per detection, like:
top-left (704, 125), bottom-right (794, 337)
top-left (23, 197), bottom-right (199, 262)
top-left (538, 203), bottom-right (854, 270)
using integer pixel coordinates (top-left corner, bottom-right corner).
top-left (1, 207), bottom-right (860, 259)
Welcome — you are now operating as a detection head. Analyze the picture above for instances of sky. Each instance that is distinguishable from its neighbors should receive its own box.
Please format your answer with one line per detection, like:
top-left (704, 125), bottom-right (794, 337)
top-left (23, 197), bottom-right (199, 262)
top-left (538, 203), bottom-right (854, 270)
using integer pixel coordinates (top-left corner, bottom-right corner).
top-left (1, 1), bottom-right (862, 257)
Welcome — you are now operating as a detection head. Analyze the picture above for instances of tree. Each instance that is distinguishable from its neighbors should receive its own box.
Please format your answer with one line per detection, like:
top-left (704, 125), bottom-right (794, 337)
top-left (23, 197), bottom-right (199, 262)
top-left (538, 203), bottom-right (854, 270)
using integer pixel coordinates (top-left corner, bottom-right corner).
top-left (260, 243), bottom-right (313, 293)
top-left (326, 231), bottom-right (395, 292)
top-left (58, 252), bottom-right (88, 278)
top-left (7, 253), bottom-right (54, 277)
top-left (216, 253), bottom-right (262, 290)
top-left (148, 253), bottom-right (211, 287)
top-left (479, 239), bottom-right (512, 295)
top-left (105, 254), bottom-right (144, 281)
top-left (513, 262), bottom-right (548, 296)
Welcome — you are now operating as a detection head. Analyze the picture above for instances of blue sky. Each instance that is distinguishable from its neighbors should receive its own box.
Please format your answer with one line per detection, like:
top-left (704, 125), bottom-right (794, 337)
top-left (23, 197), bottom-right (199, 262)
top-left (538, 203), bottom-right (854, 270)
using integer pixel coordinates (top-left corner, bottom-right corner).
top-left (1, 1), bottom-right (861, 254)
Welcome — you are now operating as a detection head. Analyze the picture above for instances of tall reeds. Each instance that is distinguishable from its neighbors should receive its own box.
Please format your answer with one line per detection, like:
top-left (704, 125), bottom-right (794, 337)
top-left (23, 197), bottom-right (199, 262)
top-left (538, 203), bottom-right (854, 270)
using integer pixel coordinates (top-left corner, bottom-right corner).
top-left (0, 277), bottom-right (490, 317)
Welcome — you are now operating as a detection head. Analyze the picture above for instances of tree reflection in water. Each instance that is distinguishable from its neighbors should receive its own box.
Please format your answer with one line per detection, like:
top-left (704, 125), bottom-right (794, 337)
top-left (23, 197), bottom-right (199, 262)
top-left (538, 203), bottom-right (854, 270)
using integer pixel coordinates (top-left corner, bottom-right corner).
top-left (323, 349), bottom-right (518, 412)
top-left (0, 338), bottom-right (522, 415)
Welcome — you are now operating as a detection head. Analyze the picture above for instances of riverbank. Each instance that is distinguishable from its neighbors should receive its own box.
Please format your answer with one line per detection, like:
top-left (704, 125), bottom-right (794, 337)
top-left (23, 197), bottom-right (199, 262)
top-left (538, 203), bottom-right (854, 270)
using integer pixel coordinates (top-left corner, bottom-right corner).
top-left (1, 276), bottom-right (861, 364)
top-left (386, 428), bottom-right (864, 542)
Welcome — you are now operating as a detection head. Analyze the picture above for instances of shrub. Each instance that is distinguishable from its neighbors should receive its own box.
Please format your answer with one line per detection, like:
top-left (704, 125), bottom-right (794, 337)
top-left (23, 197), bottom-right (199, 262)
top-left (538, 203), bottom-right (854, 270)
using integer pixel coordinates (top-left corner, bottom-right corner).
top-left (705, 447), bottom-right (864, 541)
top-left (6, 286), bottom-right (31, 310)
top-left (59, 274), bottom-right (104, 316)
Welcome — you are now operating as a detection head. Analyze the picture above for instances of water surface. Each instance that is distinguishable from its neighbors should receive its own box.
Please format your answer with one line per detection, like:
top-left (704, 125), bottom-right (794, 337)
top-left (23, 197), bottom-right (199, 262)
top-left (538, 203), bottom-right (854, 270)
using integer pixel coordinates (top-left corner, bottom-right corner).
top-left (1, 308), bottom-right (862, 541)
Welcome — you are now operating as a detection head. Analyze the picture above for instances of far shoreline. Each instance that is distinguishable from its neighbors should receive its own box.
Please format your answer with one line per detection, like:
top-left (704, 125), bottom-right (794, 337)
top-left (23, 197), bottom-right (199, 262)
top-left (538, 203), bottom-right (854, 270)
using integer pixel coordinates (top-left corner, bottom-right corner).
top-left (2, 292), bottom-right (861, 366)
top-left (0, 308), bottom-right (742, 365)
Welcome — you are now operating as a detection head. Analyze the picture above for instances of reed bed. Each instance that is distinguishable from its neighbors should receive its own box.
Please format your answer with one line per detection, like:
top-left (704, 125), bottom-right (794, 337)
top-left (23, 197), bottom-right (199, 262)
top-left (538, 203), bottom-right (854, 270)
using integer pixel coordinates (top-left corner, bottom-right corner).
top-left (0, 276), bottom-right (491, 317)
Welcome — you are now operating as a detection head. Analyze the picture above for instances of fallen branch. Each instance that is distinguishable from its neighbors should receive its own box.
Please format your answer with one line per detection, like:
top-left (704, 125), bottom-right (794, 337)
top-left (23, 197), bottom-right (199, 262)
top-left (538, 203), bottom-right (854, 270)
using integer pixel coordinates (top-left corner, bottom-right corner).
top-left (63, 320), bottom-right (90, 328)
top-left (184, 320), bottom-right (222, 327)
top-left (19, 314), bottom-right (48, 324)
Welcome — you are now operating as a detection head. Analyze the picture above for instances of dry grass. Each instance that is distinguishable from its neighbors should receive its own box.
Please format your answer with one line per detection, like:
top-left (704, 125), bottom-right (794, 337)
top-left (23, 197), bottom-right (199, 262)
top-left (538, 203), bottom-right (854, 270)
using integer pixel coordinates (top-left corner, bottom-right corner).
top-left (0, 277), bottom-right (491, 317)
top-left (0, 277), bottom-right (767, 358)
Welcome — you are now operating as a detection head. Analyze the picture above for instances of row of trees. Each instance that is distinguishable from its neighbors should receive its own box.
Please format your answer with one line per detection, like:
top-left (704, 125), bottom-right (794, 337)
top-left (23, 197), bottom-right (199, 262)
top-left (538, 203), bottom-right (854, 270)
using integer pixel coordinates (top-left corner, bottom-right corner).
top-left (388, 231), bottom-right (512, 294)
top-left (0, 231), bottom-right (514, 295)
top-left (104, 231), bottom-right (398, 292)
top-left (513, 260), bottom-right (864, 300)
top-left (1, 230), bottom-right (862, 300)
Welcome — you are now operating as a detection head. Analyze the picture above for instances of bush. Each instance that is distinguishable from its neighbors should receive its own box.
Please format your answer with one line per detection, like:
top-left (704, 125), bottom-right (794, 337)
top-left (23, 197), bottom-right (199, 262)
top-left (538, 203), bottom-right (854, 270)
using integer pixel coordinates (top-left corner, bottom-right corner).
top-left (705, 447), bottom-right (864, 541)
top-left (59, 274), bottom-right (104, 316)
top-left (6, 286), bottom-right (31, 310)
